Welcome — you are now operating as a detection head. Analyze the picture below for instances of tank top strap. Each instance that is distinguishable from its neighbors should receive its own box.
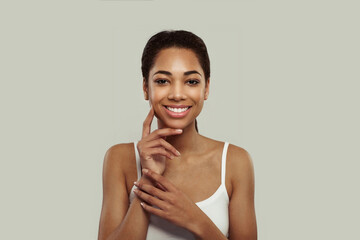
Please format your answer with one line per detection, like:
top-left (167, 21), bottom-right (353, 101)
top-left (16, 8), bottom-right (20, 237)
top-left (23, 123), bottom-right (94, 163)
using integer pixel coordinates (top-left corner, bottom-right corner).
top-left (133, 141), bottom-right (142, 180)
top-left (221, 142), bottom-right (230, 185)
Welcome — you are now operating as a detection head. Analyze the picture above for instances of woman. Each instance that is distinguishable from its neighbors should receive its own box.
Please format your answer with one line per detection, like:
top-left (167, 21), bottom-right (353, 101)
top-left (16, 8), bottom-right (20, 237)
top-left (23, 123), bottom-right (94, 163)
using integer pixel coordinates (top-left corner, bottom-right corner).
top-left (98, 30), bottom-right (257, 240)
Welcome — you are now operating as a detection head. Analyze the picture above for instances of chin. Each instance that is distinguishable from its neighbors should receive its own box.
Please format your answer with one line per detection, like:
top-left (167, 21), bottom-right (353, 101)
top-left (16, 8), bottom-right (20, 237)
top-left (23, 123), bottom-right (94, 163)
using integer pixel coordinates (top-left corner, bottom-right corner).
top-left (160, 118), bottom-right (193, 130)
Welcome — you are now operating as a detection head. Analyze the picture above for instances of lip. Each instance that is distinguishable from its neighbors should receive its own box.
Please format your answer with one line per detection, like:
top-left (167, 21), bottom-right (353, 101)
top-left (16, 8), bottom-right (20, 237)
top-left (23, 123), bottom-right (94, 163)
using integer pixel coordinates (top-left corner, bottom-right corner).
top-left (163, 105), bottom-right (192, 118)
top-left (165, 105), bottom-right (192, 108)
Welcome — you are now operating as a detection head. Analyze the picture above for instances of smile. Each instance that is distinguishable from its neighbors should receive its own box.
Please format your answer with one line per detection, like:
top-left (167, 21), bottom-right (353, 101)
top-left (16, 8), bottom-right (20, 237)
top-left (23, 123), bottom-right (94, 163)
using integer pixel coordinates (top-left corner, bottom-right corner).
top-left (165, 106), bottom-right (190, 113)
top-left (163, 105), bottom-right (192, 118)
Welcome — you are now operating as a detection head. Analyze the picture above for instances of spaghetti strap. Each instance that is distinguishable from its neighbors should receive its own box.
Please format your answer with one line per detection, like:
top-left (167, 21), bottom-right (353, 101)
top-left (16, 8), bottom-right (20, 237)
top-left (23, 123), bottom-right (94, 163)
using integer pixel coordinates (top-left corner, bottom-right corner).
top-left (133, 141), bottom-right (141, 180)
top-left (221, 142), bottom-right (229, 185)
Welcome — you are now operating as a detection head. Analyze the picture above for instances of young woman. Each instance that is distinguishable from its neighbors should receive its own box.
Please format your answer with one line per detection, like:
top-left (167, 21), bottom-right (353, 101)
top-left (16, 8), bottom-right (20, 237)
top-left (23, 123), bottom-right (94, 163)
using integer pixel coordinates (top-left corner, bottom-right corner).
top-left (98, 30), bottom-right (257, 240)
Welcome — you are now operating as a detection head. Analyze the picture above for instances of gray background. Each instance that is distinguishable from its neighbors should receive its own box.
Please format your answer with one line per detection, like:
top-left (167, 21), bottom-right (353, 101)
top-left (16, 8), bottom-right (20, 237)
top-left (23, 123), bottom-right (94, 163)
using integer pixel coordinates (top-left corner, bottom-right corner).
top-left (1, 0), bottom-right (359, 239)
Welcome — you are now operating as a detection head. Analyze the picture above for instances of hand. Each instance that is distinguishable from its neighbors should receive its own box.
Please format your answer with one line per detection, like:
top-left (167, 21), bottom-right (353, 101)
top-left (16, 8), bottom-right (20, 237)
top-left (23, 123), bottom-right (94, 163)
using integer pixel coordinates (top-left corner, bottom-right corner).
top-left (133, 169), bottom-right (206, 233)
top-left (136, 106), bottom-right (182, 175)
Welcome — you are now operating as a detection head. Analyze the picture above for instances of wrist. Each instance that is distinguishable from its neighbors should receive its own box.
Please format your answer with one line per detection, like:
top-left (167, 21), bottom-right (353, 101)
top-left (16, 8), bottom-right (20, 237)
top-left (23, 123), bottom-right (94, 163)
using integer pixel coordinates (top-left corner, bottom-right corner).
top-left (186, 211), bottom-right (208, 239)
top-left (189, 214), bottom-right (227, 240)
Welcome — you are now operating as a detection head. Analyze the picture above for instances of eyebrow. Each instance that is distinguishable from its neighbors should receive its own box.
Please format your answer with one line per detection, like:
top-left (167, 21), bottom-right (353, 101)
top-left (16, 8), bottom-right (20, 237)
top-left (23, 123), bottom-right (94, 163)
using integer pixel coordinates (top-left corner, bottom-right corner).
top-left (152, 70), bottom-right (202, 77)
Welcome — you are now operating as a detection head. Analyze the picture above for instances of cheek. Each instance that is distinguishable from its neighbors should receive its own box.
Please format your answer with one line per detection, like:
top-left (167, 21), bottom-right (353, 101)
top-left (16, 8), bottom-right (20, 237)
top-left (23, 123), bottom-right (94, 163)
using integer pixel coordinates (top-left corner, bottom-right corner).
top-left (148, 88), bottom-right (167, 118)
top-left (189, 88), bottom-right (206, 102)
top-left (149, 88), bottom-right (166, 103)
top-left (188, 89), bottom-right (206, 116)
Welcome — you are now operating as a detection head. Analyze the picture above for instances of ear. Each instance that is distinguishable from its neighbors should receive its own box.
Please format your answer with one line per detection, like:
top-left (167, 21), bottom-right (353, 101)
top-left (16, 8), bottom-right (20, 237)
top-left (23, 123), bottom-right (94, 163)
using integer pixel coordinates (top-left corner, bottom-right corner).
top-left (143, 78), bottom-right (149, 100)
top-left (204, 78), bottom-right (210, 100)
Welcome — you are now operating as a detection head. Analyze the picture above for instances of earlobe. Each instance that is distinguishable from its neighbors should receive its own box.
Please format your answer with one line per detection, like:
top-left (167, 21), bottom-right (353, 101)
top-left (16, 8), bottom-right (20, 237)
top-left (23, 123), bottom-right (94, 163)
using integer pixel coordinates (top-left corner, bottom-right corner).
top-left (204, 78), bottom-right (210, 100)
top-left (143, 78), bottom-right (149, 100)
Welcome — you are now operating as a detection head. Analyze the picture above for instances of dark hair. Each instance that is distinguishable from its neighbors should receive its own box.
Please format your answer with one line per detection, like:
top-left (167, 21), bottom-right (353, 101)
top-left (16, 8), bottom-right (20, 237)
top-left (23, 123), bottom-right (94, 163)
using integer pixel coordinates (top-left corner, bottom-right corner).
top-left (141, 30), bottom-right (210, 133)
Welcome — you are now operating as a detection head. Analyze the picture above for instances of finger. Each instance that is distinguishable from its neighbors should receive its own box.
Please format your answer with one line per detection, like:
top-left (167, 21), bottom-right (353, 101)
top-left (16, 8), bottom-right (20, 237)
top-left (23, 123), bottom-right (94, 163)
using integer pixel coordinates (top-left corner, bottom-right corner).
top-left (146, 128), bottom-right (183, 142)
top-left (145, 138), bottom-right (181, 157)
top-left (134, 181), bottom-right (168, 201)
top-left (155, 182), bottom-right (167, 192)
top-left (142, 169), bottom-right (176, 192)
top-left (142, 106), bottom-right (154, 138)
top-left (140, 202), bottom-right (167, 219)
top-left (146, 147), bottom-right (174, 160)
top-left (133, 188), bottom-right (166, 209)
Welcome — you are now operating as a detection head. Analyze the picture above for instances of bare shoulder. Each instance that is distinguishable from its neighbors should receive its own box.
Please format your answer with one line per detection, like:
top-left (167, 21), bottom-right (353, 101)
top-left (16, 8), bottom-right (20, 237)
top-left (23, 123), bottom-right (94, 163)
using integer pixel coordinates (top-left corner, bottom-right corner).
top-left (103, 142), bottom-right (137, 177)
top-left (200, 136), bottom-right (253, 168)
top-left (227, 144), bottom-right (254, 170)
top-left (226, 144), bottom-right (255, 195)
top-left (104, 142), bottom-right (135, 163)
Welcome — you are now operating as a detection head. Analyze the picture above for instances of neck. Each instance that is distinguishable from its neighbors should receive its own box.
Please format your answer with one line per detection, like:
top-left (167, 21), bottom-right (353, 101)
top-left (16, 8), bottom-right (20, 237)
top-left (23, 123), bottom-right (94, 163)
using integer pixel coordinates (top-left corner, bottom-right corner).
top-left (157, 119), bottom-right (201, 155)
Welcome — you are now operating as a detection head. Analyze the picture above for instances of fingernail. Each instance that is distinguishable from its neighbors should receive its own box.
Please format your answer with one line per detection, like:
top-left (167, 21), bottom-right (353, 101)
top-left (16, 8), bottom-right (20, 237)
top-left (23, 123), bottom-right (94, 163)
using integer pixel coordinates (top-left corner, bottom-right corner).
top-left (134, 181), bottom-right (138, 186)
top-left (142, 169), bottom-right (149, 174)
top-left (140, 202), bottom-right (145, 208)
top-left (133, 188), bottom-right (138, 194)
top-left (176, 150), bottom-right (181, 156)
top-left (175, 129), bottom-right (182, 133)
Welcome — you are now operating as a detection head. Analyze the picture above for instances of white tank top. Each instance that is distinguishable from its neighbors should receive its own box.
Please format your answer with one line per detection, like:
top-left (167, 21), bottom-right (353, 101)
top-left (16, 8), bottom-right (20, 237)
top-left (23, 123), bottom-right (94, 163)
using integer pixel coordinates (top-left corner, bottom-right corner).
top-left (129, 141), bottom-right (230, 239)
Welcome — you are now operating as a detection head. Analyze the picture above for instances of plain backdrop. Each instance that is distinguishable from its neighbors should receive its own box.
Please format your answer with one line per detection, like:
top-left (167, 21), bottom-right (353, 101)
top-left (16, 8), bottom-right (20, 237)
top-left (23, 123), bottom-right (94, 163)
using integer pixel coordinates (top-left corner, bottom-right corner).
top-left (1, 0), bottom-right (359, 239)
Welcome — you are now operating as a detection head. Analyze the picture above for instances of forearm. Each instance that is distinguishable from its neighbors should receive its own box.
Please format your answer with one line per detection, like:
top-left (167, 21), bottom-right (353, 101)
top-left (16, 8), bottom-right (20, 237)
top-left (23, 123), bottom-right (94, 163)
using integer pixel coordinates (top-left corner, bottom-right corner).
top-left (191, 213), bottom-right (228, 240)
top-left (106, 177), bottom-right (152, 240)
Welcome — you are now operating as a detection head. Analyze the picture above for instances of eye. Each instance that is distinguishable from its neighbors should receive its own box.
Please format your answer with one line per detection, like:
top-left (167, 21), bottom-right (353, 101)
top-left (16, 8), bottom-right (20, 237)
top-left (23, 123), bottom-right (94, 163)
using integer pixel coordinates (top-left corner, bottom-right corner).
top-left (155, 79), bottom-right (169, 85)
top-left (187, 79), bottom-right (200, 85)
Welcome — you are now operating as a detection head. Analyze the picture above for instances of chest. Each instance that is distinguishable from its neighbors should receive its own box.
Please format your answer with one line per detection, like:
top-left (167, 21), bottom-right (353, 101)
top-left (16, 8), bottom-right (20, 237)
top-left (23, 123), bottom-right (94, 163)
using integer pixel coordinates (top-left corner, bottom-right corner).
top-left (162, 155), bottom-right (222, 203)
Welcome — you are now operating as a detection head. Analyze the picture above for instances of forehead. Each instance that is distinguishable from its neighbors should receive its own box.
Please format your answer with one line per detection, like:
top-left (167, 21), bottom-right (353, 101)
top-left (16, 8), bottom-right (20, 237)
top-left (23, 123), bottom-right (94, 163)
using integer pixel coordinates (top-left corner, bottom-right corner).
top-left (151, 48), bottom-right (203, 75)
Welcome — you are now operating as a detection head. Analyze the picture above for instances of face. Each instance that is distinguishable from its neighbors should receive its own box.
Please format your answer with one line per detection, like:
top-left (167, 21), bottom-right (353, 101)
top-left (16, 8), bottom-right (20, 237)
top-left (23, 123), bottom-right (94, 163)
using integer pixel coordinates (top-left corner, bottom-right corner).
top-left (143, 47), bottom-right (210, 130)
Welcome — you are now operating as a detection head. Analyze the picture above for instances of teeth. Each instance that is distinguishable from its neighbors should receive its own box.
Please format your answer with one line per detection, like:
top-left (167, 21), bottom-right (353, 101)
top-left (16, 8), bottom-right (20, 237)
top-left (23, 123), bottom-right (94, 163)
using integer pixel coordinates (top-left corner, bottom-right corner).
top-left (166, 106), bottom-right (190, 113)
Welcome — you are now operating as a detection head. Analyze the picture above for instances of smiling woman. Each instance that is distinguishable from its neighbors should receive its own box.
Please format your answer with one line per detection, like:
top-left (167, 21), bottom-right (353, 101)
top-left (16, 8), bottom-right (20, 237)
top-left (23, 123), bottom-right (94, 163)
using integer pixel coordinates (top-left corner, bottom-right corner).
top-left (97, 30), bottom-right (257, 240)
top-left (142, 31), bottom-right (210, 134)
top-left (145, 47), bottom-right (208, 132)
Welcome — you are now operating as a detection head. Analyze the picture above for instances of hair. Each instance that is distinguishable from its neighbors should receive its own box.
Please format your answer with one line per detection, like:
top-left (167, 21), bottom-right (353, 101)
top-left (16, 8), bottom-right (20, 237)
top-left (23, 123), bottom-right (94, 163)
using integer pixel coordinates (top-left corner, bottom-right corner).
top-left (141, 30), bottom-right (210, 133)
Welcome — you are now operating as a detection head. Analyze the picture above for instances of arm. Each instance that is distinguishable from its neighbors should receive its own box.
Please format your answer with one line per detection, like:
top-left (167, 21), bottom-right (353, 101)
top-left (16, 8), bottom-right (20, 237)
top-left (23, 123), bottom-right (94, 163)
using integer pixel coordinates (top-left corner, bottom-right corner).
top-left (228, 146), bottom-right (257, 240)
top-left (97, 144), bottom-right (151, 240)
top-left (174, 146), bottom-right (258, 240)
top-left (98, 106), bottom-right (182, 239)
top-left (192, 215), bottom-right (228, 240)
top-left (134, 169), bottom-right (228, 240)
top-left (133, 145), bottom-right (257, 240)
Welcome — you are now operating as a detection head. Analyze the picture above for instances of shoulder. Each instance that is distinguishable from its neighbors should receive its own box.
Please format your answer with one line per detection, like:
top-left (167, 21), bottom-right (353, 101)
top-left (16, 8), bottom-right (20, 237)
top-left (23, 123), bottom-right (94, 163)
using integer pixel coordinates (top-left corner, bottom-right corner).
top-left (104, 142), bottom-right (136, 161)
top-left (227, 143), bottom-right (253, 169)
top-left (103, 142), bottom-right (136, 176)
top-left (226, 143), bottom-right (255, 191)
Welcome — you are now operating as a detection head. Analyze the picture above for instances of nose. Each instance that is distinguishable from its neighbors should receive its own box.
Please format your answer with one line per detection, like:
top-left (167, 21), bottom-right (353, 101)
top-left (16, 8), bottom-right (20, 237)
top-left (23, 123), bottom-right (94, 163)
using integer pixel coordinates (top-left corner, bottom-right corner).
top-left (168, 81), bottom-right (186, 101)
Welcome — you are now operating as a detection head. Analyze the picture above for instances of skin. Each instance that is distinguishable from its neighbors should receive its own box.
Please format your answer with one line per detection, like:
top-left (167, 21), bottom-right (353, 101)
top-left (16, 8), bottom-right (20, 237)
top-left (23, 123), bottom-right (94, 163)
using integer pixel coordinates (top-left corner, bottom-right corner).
top-left (98, 47), bottom-right (257, 240)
